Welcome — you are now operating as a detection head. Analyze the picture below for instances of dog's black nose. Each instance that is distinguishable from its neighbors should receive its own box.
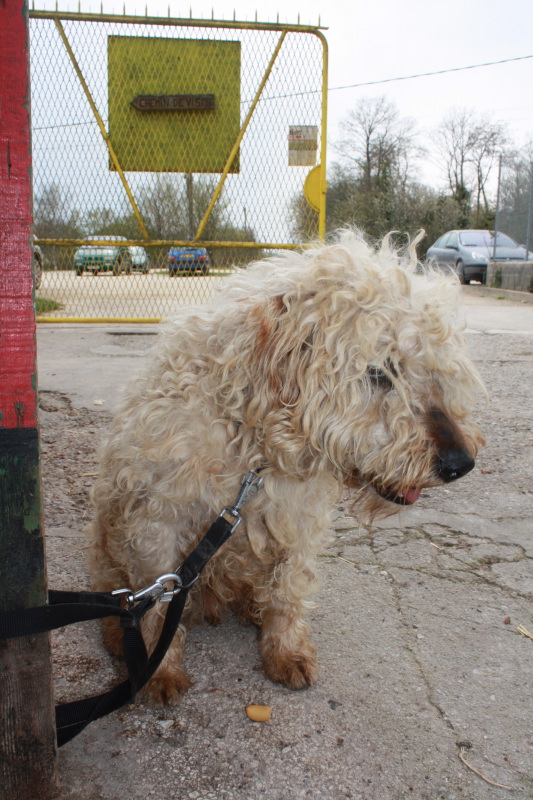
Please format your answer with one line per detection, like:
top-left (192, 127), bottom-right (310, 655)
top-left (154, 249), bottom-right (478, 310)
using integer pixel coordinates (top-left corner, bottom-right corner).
top-left (437, 448), bottom-right (475, 483)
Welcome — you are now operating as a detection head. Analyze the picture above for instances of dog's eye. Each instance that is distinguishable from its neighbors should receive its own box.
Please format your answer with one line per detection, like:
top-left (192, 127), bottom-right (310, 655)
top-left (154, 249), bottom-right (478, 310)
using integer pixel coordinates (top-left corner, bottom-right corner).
top-left (366, 366), bottom-right (394, 390)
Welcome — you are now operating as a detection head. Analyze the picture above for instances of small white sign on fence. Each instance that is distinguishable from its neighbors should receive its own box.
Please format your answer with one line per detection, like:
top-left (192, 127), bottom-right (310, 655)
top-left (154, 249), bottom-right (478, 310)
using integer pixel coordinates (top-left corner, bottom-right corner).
top-left (288, 125), bottom-right (318, 166)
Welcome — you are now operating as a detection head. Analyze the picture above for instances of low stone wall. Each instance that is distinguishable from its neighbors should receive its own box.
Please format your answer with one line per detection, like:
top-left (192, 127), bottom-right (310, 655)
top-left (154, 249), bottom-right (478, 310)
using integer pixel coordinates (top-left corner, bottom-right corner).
top-left (487, 260), bottom-right (533, 292)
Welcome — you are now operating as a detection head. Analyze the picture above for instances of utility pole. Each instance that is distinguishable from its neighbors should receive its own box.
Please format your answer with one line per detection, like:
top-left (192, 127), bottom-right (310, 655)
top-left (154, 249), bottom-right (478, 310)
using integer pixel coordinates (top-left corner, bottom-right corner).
top-left (186, 173), bottom-right (194, 239)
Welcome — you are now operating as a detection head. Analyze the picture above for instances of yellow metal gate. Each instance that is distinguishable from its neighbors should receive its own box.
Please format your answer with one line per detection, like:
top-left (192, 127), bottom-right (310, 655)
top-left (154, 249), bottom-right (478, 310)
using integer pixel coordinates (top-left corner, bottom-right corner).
top-left (29, 8), bottom-right (328, 322)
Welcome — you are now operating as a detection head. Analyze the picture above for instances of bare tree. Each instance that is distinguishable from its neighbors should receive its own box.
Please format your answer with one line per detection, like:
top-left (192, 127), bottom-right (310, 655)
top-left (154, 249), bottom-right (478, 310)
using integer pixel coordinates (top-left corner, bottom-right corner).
top-left (334, 96), bottom-right (420, 191)
top-left (323, 97), bottom-right (423, 238)
top-left (434, 108), bottom-right (507, 225)
top-left (471, 124), bottom-right (507, 216)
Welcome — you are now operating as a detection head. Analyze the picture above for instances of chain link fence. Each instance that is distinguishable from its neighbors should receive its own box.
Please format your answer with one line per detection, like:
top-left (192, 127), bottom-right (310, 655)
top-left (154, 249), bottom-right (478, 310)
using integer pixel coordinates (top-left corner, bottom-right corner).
top-left (495, 155), bottom-right (533, 253)
top-left (29, 9), bottom-right (327, 320)
top-left (490, 153), bottom-right (533, 291)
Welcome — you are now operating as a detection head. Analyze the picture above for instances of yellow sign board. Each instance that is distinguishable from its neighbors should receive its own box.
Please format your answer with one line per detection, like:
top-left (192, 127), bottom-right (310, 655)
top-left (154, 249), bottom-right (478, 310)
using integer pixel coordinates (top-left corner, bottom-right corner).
top-left (108, 37), bottom-right (241, 173)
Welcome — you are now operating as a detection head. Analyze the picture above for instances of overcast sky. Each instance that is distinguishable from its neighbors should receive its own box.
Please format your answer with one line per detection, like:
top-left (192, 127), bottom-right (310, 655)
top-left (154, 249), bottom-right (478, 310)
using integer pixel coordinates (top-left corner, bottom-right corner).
top-left (35, 0), bottom-right (533, 189)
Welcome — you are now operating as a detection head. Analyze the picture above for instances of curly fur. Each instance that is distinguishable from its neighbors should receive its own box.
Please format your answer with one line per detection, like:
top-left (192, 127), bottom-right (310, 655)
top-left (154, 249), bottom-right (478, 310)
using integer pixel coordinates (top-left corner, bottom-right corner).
top-left (87, 229), bottom-right (484, 704)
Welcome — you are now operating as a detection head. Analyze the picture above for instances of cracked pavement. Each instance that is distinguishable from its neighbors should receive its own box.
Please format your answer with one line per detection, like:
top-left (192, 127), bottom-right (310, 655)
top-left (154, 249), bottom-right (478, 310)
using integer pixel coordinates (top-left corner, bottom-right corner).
top-left (36, 287), bottom-right (533, 800)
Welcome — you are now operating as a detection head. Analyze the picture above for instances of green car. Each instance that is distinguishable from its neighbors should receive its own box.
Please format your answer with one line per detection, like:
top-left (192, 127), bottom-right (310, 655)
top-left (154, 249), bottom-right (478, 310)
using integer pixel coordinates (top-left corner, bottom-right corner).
top-left (74, 236), bottom-right (132, 275)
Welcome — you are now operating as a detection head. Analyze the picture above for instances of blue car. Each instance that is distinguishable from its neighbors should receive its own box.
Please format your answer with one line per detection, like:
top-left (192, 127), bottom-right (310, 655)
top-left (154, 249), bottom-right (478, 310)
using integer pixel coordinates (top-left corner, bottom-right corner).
top-left (168, 246), bottom-right (210, 276)
top-left (426, 229), bottom-right (533, 285)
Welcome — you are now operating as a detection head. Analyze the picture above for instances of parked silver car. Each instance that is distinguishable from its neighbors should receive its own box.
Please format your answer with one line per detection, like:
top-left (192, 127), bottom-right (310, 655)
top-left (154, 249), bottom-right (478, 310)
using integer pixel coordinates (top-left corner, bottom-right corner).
top-left (128, 246), bottom-right (150, 273)
top-left (426, 229), bottom-right (533, 284)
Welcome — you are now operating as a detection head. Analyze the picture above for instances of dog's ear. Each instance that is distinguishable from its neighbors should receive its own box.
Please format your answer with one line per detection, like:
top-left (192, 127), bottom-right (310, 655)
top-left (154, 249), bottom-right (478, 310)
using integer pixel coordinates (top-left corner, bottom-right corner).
top-left (253, 294), bottom-right (286, 360)
top-left (250, 293), bottom-right (314, 406)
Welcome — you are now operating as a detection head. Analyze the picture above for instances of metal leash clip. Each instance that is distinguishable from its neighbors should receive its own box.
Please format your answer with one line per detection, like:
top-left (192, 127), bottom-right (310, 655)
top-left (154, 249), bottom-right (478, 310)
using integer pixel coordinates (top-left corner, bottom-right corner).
top-left (111, 471), bottom-right (265, 606)
top-left (219, 469), bottom-right (265, 532)
top-left (112, 572), bottom-right (182, 608)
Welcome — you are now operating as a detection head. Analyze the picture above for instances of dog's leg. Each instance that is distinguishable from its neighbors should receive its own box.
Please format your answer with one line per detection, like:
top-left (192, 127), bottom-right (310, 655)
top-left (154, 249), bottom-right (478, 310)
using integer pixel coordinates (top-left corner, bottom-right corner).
top-left (248, 484), bottom-right (330, 689)
top-left (88, 514), bottom-right (195, 704)
top-left (86, 531), bottom-right (130, 657)
top-left (253, 548), bottom-right (319, 690)
top-left (246, 488), bottom-right (331, 690)
top-left (258, 601), bottom-right (318, 690)
top-left (138, 609), bottom-right (193, 707)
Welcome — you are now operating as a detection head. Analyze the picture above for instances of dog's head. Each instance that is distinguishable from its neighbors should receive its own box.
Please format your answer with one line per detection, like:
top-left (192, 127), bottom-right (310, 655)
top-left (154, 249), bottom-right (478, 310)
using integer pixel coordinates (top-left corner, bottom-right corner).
top-left (216, 229), bottom-right (485, 518)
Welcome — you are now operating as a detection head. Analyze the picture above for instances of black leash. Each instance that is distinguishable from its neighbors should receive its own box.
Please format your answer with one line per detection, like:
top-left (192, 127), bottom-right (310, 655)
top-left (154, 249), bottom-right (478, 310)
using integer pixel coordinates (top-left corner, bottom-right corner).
top-left (0, 470), bottom-right (264, 746)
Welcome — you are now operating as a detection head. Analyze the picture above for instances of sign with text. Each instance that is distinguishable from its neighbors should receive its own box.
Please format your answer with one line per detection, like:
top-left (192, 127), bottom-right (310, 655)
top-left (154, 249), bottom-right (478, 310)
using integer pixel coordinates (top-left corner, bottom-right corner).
top-left (288, 125), bottom-right (318, 166)
top-left (130, 94), bottom-right (216, 111)
top-left (108, 37), bottom-right (240, 173)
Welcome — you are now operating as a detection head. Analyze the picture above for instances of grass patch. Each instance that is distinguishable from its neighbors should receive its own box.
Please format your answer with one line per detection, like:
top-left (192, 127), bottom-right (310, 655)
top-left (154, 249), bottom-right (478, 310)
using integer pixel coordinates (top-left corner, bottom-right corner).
top-left (36, 296), bottom-right (62, 314)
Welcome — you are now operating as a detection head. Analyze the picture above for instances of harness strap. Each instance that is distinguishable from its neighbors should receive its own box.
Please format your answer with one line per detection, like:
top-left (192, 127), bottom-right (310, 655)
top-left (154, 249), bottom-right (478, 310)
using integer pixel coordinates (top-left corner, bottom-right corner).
top-left (0, 591), bottom-right (130, 638)
top-left (0, 515), bottom-right (236, 747)
top-left (0, 470), bottom-right (263, 746)
top-left (178, 515), bottom-right (238, 587)
top-left (55, 588), bottom-right (189, 746)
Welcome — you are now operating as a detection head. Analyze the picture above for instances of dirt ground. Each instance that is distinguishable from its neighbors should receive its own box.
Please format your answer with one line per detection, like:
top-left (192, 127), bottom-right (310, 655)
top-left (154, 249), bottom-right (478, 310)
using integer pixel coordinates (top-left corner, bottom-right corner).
top-left (38, 299), bottom-right (533, 800)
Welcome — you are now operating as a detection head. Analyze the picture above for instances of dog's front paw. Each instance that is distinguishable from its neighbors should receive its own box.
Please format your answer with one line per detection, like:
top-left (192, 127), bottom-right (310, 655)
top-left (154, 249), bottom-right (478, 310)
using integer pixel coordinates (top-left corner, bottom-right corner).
top-left (263, 646), bottom-right (318, 690)
top-left (139, 668), bottom-right (193, 707)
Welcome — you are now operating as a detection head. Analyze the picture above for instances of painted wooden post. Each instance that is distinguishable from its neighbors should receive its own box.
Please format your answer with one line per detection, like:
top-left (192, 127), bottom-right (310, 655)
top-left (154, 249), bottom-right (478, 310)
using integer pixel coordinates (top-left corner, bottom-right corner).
top-left (0, 1), bottom-right (59, 797)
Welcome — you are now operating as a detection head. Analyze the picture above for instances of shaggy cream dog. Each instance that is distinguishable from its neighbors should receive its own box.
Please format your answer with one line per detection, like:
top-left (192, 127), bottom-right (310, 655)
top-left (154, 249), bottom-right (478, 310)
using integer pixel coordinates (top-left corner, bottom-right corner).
top-left (88, 230), bottom-right (484, 706)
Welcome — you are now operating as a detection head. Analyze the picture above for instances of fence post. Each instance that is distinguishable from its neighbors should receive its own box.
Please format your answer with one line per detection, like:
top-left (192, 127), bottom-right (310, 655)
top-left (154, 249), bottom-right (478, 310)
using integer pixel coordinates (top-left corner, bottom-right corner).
top-left (492, 153), bottom-right (503, 260)
top-left (0, 1), bottom-right (59, 797)
top-left (525, 165), bottom-right (533, 255)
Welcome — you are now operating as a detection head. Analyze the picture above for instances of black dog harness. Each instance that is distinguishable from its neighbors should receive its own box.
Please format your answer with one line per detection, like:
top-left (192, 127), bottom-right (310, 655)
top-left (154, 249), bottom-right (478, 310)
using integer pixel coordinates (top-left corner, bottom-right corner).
top-left (0, 470), bottom-right (264, 746)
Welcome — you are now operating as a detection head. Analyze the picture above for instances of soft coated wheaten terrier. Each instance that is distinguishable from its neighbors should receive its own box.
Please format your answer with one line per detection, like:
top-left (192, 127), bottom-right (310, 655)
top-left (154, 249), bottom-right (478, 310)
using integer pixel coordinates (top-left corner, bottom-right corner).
top-left (88, 230), bottom-right (484, 706)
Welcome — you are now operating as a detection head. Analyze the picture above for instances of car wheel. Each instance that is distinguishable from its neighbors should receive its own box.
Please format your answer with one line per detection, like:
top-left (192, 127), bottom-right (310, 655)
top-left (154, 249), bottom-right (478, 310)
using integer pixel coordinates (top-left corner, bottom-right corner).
top-left (75, 267), bottom-right (84, 276)
top-left (456, 260), bottom-right (468, 284)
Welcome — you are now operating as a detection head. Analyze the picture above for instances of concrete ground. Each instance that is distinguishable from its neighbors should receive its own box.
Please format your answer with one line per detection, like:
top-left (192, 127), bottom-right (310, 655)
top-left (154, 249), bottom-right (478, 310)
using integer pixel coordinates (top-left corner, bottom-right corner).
top-left (36, 286), bottom-right (533, 800)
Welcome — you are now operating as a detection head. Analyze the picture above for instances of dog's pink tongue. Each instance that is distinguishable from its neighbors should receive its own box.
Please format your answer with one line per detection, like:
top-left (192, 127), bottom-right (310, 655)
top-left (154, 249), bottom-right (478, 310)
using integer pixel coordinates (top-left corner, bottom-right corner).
top-left (403, 488), bottom-right (422, 504)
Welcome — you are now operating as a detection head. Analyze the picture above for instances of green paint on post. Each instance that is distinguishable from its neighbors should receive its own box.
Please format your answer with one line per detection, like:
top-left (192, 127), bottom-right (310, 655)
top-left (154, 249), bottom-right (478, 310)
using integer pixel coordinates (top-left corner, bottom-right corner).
top-left (0, 428), bottom-right (47, 612)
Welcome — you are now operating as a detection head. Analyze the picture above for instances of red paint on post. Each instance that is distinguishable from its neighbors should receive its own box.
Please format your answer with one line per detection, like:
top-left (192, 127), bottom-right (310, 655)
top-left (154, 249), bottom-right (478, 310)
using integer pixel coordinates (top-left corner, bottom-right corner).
top-left (0, 0), bottom-right (38, 430)
top-left (0, 8), bottom-right (58, 797)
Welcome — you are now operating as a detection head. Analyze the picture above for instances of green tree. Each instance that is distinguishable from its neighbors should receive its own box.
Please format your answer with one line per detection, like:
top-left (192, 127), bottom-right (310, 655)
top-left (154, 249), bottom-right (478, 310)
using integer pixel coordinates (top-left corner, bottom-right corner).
top-left (34, 183), bottom-right (82, 269)
top-left (34, 183), bottom-right (82, 238)
top-left (210, 223), bottom-right (263, 269)
top-left (81, 206), bottom-right (139, 239)
top-left (134, 174), bottom-right (232, 241)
